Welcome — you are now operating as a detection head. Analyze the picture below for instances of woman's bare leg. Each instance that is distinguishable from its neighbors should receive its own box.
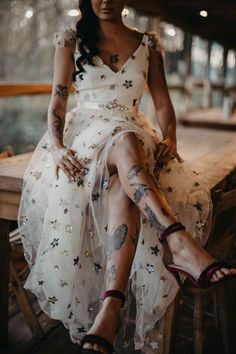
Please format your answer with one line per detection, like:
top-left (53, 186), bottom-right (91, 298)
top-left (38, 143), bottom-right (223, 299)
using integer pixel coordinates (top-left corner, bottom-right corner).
top-left (107, 132), bottom-right (234, 282)
top-left (83, 173), bottom-right (140, 353)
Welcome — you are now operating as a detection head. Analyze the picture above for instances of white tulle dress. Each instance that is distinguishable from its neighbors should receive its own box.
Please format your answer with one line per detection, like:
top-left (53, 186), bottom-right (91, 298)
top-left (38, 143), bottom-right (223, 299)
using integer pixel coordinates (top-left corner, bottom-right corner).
top-left (17, 28), bottom-right (213, 353)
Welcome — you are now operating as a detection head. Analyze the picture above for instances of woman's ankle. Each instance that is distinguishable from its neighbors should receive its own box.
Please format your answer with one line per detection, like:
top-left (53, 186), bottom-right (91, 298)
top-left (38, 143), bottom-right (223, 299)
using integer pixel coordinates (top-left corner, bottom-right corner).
top-left (102, 296), bottom-right (123, 313)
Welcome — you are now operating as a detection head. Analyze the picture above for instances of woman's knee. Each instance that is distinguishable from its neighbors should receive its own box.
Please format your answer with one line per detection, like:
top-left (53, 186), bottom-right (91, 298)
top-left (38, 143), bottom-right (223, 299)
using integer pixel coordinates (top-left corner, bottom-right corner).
top-left (114, 132), bottom-right (139, 152)
top-left (108, 132), bottom-right (144, 167)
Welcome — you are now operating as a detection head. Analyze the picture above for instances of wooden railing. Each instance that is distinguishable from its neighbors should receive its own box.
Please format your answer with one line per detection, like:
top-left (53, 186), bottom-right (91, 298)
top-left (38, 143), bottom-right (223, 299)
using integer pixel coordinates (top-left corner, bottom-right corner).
top-left (1, 83), bottom-right (235, 98)
top-left (0, 84), bottom-right (73, 97)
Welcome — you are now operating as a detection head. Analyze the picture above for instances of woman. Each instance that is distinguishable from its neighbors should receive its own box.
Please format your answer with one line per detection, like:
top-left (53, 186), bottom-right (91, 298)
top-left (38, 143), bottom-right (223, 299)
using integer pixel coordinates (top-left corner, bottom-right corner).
top-left (18, 1), bottom-right (236, 353)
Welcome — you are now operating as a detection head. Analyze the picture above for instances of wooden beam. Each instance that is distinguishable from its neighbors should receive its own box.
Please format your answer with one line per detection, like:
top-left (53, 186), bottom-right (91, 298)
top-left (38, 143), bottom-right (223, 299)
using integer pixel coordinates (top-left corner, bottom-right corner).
top-left (0, 84), bottom-right (74, 97)
top-left (127, 0), bottom-right (236, 49)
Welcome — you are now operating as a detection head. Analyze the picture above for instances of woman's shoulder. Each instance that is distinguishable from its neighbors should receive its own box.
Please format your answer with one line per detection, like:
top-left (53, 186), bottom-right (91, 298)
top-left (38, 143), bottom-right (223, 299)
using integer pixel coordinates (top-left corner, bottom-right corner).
top-left (146, 30), bottom-right (162, 51)
top-left (130, 27), bottom-right (161, 51)
top-left (53, 28), bottom-right (78, 48)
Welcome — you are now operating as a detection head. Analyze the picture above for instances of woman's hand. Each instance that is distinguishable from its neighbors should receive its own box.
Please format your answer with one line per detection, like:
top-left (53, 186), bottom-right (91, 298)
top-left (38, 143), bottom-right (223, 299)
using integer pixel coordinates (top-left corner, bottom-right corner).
top-left (154, 137), bottom-right (183, 169)
top-left (51, 145), bottom-right (84, 182)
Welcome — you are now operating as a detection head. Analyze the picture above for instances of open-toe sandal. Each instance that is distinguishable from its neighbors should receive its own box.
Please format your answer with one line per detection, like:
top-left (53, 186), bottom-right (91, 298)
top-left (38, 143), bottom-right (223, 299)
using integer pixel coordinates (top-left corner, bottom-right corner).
top-left (78, 290), bottom-right (125, 354)
top-left (159, 222), bottom-right (236, 297)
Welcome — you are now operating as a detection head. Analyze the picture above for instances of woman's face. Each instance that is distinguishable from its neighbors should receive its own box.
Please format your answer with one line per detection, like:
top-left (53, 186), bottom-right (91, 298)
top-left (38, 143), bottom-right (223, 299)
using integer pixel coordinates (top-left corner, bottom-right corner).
top-left (91, 0), bottom-right (126, 21)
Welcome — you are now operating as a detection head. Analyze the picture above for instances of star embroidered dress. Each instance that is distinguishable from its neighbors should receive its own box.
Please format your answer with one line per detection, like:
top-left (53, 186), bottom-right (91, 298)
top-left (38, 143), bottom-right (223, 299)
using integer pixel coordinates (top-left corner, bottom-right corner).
top-left (17, 28), bottom-right (213, 353)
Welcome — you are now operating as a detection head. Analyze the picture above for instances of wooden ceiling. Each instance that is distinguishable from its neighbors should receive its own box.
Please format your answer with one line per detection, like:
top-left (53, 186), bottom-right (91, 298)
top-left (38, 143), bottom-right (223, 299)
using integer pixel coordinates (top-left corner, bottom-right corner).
top-left (127, 0), bottom-right (236, 49)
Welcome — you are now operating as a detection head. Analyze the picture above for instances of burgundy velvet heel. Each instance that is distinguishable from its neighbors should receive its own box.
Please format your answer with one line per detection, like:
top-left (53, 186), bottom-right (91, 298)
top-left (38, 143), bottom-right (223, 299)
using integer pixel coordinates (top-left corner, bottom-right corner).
top-left (159, 222), bottom-right (236, 298)
top-left (78, 290), bottom-right (125, 354)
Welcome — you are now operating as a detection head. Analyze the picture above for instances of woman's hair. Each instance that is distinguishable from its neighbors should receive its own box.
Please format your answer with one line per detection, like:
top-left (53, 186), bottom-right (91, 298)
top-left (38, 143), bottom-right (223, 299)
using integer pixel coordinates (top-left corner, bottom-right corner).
top-left (74, 0), bottom-right (101, 79)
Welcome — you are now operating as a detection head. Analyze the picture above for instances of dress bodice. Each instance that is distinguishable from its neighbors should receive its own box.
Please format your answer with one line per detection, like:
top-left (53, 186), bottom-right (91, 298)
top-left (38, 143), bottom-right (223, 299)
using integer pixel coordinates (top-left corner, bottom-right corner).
top-left (73, 32), bottom-right (149, 109)
top-left (53, 28), bottom-right (161, 111)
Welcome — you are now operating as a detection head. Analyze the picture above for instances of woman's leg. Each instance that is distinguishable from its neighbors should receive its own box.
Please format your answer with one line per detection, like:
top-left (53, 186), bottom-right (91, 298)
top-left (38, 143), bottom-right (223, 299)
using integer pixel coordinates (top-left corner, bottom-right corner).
top-left (83, 173), bottom-right (140, 354)
top-left (107, 132), bottom-right (234, 282)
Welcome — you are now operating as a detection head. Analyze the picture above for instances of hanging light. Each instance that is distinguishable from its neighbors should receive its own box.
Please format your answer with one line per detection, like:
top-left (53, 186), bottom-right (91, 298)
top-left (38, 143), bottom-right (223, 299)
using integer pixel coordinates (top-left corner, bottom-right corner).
top-left (199, 10), bottom-right (208, 17)
top-left (227, 51), bottom-right (236, 69)
top-left (166, 27), bottom-right (176, 37)
top-left (122, 8), bottom-right (129, 17)
top-left (25, 9), bottom-right (33, 19)
top-left (162, 23), bottom-right (184, 52)
top-left (67, 9), bottom-right (80, 17)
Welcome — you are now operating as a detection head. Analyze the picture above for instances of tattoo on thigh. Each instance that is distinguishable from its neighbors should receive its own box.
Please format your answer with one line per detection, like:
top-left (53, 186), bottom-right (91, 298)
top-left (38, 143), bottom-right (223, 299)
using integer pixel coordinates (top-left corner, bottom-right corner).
top-left (144, 203), bottom-right (165, 234)
top-left (106, 264), bottom-right (117, 285)
top-left (53, 84), bottom-right (69, 100)
top-left (130, 183), bottom-right (154, 204)
top-left (127, 165), bottom-right (143, 180)
top-left (107, 224), bottom-right (128, 259)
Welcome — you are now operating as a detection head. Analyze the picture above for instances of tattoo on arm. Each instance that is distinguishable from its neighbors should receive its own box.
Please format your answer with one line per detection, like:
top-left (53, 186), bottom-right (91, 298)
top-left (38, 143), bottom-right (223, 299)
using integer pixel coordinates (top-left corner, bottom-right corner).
top-left (144, 203), bottom-right (165, 234)
top-left (127, 164), bottom-right (143, 180)
top-left (51, 108), bottom-right (65, 140)
top-left (53, 84), bottom-right (69, 100)
top-left (107, 224), bottom-right (128, 259)
top-left (110, 54), bottom-right (119, 63)
top-left (106, 264), bottom-right (117, 286)
top-left (161, 207), bottom-right (170, 218)
top-left (130, 183), bottom-right (154, 204)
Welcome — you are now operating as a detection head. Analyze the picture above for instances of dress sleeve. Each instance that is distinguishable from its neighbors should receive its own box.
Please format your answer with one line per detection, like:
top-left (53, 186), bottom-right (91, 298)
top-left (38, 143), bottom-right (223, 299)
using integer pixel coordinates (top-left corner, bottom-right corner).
top-left (53, 28), bottom-right (77, 48)
top-left (147, 31), bottom-right (162, 53)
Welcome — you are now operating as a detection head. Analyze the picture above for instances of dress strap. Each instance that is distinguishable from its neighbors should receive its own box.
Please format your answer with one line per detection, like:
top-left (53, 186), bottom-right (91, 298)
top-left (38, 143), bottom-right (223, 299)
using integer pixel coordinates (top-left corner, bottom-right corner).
top-left (53, 28), bottom-right (77, 48)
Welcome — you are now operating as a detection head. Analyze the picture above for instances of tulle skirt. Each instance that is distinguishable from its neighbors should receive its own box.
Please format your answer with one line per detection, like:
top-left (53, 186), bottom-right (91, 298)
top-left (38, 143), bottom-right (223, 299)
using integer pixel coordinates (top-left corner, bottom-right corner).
top-left (18, 106), bottom-right (213, 353)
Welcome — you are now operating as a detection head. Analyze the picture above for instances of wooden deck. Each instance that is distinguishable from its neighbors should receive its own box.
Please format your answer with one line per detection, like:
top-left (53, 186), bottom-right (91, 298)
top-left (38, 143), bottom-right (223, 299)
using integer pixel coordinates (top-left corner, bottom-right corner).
top-left (1, 125), bottom-right (236, 354)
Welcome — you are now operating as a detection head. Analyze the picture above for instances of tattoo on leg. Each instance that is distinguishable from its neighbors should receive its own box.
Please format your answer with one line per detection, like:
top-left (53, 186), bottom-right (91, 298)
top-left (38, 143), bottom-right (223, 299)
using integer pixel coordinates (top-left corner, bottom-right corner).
top-left (127, 164), bottom-right (143, 180)
top-left (130, 183), bottom-right (154, 204)
top-left (161, 207), bottom-right (170, 217)
top-left (53, 84), bottom-right (69, 100)
top-left (52, 108), bottom-right (65, 139)
top-left (106, 264), bottom-right (117, 285)
top-left (107, 224), bottom-right (128, 259)
top-left (144, 203), bottom-right (165, 234)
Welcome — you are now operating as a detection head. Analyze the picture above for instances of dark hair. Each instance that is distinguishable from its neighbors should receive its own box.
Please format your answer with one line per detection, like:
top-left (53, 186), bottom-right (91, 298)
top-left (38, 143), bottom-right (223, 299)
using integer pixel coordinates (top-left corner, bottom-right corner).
top-left (74, 0), bottom-right (100, 79)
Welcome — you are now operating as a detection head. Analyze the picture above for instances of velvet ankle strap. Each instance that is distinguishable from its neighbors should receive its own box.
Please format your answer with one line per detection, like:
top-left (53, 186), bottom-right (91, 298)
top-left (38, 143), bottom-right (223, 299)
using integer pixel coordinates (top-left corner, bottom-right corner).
top-left (159, 222), bottom-right (186, 243)
top-left (103, 290), bottom-right (125, 308)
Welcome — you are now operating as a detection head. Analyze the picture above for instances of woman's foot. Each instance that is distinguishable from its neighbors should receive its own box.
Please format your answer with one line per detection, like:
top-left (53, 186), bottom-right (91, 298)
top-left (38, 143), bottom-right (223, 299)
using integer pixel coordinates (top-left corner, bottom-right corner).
top-left (82, 297), bottom-right (122, 354)
top-left (165, 229), bottom-right (235, 283)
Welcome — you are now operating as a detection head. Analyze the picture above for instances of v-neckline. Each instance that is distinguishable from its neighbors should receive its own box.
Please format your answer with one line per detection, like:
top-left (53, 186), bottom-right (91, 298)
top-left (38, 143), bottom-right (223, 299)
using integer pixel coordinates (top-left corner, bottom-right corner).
top-left (96, 32), bottom-right (146, 74)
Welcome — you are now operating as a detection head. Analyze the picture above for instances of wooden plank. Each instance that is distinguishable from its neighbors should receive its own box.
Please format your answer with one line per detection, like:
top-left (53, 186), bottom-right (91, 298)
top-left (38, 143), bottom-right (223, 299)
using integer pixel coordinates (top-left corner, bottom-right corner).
top-left (177, 127), bottom-right (236, 190)
top-left (0, 152), bottom-right (32, 192)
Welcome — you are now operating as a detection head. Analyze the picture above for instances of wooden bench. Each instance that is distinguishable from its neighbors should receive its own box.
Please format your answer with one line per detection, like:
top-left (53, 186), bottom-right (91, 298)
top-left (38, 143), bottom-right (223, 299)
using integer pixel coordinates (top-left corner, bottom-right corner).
top-left (1, 126), bottom-right (236, 347)
top-left (178, 108), bottom-right (236, 131)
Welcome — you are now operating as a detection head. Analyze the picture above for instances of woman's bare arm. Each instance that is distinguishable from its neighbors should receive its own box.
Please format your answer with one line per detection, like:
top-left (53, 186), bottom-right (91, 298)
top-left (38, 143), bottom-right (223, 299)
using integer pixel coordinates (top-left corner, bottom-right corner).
top-left (147, 36), bottom-right (177, 143)
top-left (48, 42), bottom-right (75, 149)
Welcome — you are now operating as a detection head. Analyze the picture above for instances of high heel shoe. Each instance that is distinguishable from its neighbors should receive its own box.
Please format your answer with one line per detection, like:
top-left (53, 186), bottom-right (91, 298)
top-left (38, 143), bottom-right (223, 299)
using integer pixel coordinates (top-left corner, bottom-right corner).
top-left (78, 290), bottom-right (125, 354)
top-left (159, 222), bottom-right (235, 298)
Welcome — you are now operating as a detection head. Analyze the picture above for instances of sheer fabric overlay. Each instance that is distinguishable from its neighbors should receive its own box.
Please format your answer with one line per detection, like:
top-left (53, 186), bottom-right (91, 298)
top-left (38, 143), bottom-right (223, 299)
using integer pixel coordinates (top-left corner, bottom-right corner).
top-left (18, 28), bottom-right (213, 353)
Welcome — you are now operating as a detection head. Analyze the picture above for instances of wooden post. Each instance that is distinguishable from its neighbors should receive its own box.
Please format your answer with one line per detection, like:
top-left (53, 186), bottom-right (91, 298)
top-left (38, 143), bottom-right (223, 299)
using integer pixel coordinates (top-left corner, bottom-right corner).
top-left (183, 32), bottom-right (192, 76)
top-left (193, 294), bottom-right (203, 354)
top-left (0, 219), bottom-right (9, 346)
